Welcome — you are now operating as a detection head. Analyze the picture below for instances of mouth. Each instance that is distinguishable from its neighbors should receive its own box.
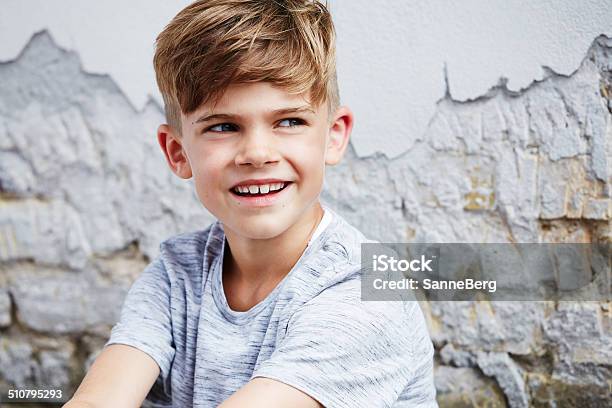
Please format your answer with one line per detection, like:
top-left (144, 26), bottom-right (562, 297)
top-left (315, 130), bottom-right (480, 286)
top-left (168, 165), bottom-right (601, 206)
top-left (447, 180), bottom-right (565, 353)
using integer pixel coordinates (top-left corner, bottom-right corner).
top-left (230, 181), bottom-right (293, 197)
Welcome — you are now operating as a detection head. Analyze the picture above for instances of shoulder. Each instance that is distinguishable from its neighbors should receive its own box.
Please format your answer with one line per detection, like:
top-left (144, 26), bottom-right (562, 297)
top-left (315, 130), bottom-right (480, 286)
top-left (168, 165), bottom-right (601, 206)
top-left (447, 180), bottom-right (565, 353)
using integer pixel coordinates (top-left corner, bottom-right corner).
top-left (158, 221), bottom-right (222, 269)
top-left (277, 209), bottom-right (384, 317)
top-left (144, 221), bottom-right (223, 297)
top-left (159, 221), bottom-right (217, 257)
top-left (320, 208), bottom-right (372, 262)
top-left (298, 282), bottom-right (427, 337)
top-left (294, 208), bottom-right (375, 288)
top-left (294, 258), bottom-right (433, 347)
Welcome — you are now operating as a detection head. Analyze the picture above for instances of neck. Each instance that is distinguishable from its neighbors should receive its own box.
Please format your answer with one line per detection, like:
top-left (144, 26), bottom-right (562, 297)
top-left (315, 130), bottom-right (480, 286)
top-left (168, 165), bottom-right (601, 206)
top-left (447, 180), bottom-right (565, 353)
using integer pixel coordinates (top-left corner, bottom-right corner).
top-left (222, 203), bottom-right (324, 287)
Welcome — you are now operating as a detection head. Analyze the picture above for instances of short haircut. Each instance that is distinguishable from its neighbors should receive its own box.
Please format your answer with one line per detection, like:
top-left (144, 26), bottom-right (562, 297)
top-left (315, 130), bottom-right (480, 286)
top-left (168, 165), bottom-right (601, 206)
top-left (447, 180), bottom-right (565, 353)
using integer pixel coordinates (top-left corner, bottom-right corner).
top-left (153, 0), bottom-right (339, 135)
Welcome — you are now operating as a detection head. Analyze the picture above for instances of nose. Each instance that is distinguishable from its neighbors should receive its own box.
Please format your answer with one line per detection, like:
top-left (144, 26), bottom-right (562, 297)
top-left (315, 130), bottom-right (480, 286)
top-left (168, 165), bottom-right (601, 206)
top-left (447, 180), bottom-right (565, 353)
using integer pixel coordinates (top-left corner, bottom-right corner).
top-left (234, 127), bottom-right (280, 168)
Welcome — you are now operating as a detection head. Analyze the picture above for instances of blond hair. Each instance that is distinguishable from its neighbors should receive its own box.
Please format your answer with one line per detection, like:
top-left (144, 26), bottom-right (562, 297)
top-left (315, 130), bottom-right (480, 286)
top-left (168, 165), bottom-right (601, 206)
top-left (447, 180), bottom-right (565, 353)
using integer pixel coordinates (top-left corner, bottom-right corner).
top-left (153, 0), bottom-right (339, 135)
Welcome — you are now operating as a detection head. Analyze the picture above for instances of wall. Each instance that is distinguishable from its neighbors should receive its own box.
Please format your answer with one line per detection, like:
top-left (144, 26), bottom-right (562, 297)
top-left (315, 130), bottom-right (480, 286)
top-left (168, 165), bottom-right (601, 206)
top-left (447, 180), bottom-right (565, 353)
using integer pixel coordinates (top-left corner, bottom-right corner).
top-left (3, 0), bottom-right (611, 156)
top-left (0, 2), bottom-right (611, 407)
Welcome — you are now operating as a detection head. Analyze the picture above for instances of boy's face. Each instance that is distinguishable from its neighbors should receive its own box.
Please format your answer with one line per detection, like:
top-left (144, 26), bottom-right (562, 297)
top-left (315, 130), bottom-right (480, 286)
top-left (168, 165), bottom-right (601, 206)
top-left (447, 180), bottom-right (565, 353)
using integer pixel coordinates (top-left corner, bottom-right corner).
top-left (158, 82), bottom-right (353, 240)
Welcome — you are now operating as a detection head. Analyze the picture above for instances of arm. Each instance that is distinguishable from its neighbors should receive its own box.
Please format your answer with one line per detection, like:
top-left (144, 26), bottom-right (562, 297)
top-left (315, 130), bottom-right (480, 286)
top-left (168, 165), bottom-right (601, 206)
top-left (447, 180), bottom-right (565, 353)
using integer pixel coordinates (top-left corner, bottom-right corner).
top-left (218, 378), bottom-right (323, 408)
top-left (65, 256), bottom-right (175, 407)
top-left (63, 344), bottom-right (160, 408)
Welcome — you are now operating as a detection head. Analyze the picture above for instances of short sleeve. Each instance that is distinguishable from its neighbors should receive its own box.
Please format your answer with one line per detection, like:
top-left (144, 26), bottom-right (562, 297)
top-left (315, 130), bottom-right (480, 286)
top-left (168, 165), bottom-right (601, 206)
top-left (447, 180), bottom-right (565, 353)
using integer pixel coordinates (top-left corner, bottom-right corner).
top-left (252, 289), bottom-right (437, 408)
top-left (105, 257), bottom-right (175, 393)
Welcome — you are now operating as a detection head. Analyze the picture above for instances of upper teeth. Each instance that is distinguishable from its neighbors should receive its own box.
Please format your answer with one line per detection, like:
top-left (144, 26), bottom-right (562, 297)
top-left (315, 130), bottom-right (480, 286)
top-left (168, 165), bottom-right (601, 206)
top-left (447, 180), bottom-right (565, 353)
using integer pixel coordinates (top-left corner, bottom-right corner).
top-left (234, 182), bottom-right (286, 194)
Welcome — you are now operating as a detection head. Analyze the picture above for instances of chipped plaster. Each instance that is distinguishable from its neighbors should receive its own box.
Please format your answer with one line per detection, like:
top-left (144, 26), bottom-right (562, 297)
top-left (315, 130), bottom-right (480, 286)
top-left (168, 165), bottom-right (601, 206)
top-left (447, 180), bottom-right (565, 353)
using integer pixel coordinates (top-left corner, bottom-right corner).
top-left (2, 0), bottom-right (611, 157)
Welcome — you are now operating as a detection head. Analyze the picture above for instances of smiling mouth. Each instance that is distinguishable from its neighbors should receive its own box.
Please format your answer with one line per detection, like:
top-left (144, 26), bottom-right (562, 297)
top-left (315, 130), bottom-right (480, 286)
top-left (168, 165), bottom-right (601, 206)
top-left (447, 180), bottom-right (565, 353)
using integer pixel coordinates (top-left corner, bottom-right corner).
top-left (230, 182), bottom-right (292, 197)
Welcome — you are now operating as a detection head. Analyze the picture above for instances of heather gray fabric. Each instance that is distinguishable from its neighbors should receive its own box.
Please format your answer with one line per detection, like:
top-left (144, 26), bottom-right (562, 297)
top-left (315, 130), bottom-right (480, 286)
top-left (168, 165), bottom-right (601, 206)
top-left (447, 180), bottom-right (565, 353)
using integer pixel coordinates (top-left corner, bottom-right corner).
top-left (105, 207), bottom-right (437, 407)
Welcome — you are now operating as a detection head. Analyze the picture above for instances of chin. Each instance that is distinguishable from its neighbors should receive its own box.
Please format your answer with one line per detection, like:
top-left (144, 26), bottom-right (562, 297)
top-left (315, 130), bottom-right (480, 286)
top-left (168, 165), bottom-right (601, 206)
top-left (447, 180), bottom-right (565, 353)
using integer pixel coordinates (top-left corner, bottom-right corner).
top-left (229, 215), bottom-right (291, 240)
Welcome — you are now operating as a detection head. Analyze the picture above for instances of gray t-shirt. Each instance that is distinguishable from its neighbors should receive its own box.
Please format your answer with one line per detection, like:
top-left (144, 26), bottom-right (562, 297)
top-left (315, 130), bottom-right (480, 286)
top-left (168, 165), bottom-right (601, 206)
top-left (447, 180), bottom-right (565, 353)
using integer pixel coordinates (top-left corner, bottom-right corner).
top-left (105, 207), bottom-right (437, 407)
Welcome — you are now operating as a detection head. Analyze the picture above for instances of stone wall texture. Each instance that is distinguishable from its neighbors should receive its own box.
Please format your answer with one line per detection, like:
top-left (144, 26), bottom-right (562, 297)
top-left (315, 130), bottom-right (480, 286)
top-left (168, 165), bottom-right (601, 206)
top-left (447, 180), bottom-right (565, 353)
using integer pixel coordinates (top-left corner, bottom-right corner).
top-left (0, 32), bottom-right (610, 407)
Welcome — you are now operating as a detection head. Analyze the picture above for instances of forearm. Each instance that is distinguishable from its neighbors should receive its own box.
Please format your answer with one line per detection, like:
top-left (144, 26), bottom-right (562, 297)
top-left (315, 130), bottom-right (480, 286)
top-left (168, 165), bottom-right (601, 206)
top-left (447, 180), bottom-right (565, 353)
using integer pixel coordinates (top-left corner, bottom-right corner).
top-left (61, 345), bottom-right (160, 408)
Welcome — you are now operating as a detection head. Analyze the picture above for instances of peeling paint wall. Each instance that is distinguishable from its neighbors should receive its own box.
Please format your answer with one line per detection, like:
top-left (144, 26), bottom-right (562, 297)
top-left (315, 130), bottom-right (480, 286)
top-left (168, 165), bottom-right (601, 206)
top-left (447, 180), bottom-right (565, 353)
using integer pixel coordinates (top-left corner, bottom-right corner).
top-left (2, 0), bottom-right (612, 157)
top-left (1, 11), bottom-right (611, 408)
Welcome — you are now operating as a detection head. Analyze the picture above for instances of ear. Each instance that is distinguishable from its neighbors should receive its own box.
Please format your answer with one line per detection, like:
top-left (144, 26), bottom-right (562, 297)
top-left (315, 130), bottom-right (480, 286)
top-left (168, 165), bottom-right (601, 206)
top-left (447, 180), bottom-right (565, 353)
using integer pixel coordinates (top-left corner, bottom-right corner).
top-left (325, 106), bottom-right (354, 166)
top-left (157, 124), bottom-right (193, 179)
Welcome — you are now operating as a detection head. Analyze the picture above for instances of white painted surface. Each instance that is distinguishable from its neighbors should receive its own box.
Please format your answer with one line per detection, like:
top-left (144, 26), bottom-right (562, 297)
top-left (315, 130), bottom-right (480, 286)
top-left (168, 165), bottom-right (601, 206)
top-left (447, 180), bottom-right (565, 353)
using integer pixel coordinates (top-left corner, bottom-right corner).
top-left (0, 0), bottom-right (191, 108)
top-left (1, 0), bottom-right (611, 157)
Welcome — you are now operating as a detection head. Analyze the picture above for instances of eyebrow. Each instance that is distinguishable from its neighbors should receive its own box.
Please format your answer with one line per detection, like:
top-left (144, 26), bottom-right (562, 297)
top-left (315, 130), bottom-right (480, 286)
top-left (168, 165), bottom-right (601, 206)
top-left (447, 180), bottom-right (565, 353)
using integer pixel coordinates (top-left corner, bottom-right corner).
top-left (192, 105), bottom-right (316, 125)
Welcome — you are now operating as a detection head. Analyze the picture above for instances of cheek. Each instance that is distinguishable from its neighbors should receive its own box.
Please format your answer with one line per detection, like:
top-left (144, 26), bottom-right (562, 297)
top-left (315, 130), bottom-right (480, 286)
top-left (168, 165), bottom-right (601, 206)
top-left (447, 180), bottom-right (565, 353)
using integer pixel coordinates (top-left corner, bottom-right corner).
top-left (190, 146), bottom-right (224, 178)
top-left (191, 162), bottom-right (213, 186)
top-left (290, 142), bottom-right (326, 186)
top-left (290, 130), bottom-right (327, 160)
top-left (189, 151), bottom-right (226, 200)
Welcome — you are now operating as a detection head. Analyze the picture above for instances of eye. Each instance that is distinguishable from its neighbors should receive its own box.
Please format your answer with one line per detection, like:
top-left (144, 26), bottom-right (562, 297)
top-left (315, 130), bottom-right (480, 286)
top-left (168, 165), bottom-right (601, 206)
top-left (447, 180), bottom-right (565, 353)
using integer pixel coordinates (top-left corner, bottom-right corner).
top-left (206, 123), bottom-right (238, 133)
top-left (277, 118), bottom-right (306, 128)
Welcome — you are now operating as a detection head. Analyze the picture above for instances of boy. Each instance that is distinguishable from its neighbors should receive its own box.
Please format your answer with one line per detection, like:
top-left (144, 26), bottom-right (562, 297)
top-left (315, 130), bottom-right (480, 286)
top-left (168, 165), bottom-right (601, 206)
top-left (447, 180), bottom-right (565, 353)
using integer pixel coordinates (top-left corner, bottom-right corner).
top-left (65, 0), bottom-right (437, 407)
